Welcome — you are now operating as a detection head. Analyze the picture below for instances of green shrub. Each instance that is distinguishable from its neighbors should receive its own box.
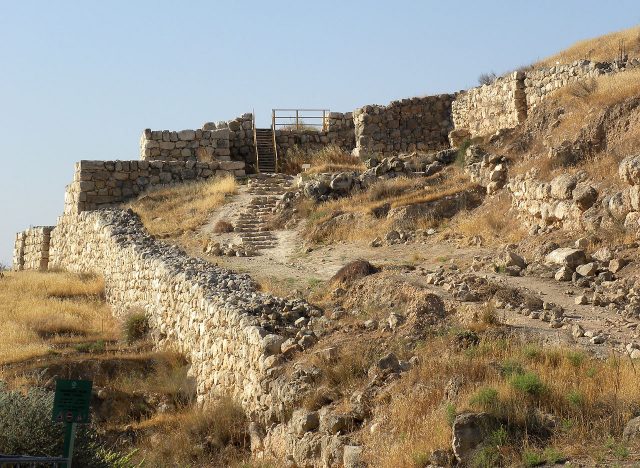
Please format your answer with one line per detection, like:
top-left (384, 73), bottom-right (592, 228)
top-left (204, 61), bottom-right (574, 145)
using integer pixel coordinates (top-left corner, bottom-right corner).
top-left (0, 383), bottom-right (132, 466)
top-left (566, 351), bottom-right (586, 368)
top-left (445, 402), bottom-right (457, 427)
top-left (500, 359), bottom-right (524, 377)
top-left (123, 310), bottom-right (149, 344)
top-left (455, 139), bottom-right (472, 167)
top-left (566, 390), bottom-right (584, 407)
top-left (521, 344), bottom-right (542, 361)
top-left (411, 451), bottom-right (430, 467)
top-left (74, 340), bottom-right (106, 354)
top-left (510, 372), bottom-right (545, 397)
top-left (522, 449), bottom-right (544, 467)
top-left (470, 387), bottom-right (499, 411)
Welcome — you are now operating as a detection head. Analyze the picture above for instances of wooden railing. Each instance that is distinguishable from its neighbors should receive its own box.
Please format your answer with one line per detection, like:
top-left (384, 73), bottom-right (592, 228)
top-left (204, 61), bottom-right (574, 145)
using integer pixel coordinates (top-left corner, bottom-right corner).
top-left (271, 109), bottom-right (330, 132)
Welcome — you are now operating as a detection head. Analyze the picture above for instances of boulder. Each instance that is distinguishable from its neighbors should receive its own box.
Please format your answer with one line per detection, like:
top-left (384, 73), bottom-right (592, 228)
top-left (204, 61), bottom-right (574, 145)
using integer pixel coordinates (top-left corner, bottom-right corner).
top-left (619, 155), bottom-right (640, 185)
top-left (575, 262), bottom-right (598, 277)
top-left (343, 445), bottom-right (365, 468)
top-left (609, 258), bottom-right (628, 273)
top-left (592, 246), bottom-right (614, 262)
top-left (545, 248), bottom-right (587, 269)
top-left (550, 174), bottom-right (578, 200)
top-left (554, 266), bottom-right (573, 281)
top-left (623, 416), bottom-right (640, 441)
top-left (377, 353), bottom-right (401, 373)
top-left (504, 251), bottom-right (526, 269)
top-left (292, 409), bottom-right (320, 436)
top-left (572, 183), bottom-right (598, 211)
top-left (451, 412), bottom-right (497, 464)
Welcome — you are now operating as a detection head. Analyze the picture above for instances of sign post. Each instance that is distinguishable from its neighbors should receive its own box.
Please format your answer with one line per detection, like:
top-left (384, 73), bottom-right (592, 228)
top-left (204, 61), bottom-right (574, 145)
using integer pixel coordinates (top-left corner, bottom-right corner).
top-left (52, 379), bottom-right (93, 468)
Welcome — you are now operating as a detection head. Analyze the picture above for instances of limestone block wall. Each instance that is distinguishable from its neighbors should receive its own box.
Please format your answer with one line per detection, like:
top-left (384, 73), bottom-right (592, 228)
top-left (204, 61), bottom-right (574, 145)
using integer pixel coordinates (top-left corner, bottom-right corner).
top-left (12, 227), bottom-right (54, 271)
top-left (452, 72), bottom-right (527, 138)
top-left (524, 60), bottom-right (626, 110)
top-left (139, 127), bottom-right (232, 162)
top-left (353, 95), bottom-right (454, 157)
top-left (63, 159), bottom-right (245, 214)
top-left (275, 112), bottom-right (356, 157)
top-left (49, 209), bottom-right (310, 414)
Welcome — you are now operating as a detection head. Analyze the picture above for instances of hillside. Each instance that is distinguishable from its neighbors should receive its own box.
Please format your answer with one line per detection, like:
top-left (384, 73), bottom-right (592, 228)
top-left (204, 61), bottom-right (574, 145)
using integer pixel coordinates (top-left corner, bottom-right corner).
top-left (7, 24), bottom-right (640, 468)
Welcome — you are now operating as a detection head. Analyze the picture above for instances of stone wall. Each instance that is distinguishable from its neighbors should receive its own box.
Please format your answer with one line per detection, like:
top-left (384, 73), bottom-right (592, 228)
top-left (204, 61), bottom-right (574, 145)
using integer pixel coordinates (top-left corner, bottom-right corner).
top-left (12, 227), bottom-right (54, 271)
top-left (524, 60), bottom-right (626, 110)
top-left (275, 112), bottom-right (355, 158)
top-left (452, 72), bottom-right (527, 138)
top-left (48, 209), bottom-right (314, 415)
top-left (63, 159), bottom-right (245, 214)
top-left (139, 113), bottom-right (255, 165)
top-left (353, 95), bottom-right (454, 158)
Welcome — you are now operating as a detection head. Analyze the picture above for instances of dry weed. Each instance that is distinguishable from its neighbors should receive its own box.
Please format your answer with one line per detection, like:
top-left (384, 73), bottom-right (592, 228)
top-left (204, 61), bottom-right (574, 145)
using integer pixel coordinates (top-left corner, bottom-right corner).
top-left (127, 176), bottom-right (237, 237)
top-left (0, 271), bottom-right (116, 364)
top-left (538, 25), bottom-right (640, 65)
top-left (280, 145), bottom-right (364, 175)
top-left (455, 192), bottom-right (524, 245)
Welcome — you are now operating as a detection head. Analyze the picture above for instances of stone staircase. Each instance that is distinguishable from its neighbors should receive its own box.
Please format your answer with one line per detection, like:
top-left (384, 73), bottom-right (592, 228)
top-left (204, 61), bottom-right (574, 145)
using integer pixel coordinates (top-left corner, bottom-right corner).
top-left (235, 174), bottom-right (293, 252)
top-left (255, 128), bottom-right (277, 173)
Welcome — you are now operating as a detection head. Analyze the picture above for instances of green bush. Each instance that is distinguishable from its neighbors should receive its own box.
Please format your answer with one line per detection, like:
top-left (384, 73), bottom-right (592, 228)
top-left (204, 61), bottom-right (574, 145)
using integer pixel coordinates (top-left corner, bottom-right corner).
top-left (522, 449), bottom-right (544, 467)
top-left (74, 340), bottom-right (106, 354)
top-left (470, 387), bottom-right (499, 411)
top-left (566, 390), bottom-right (584, 407)
top-left (0, 383), bottom-right (132, 466)
top-left (500, 359), bottom-right (524, 377)
top-left (566, 351), bottom-right (586, 368)
top-left (444, 402), bottom-right (457, 427)
top-left (123, 310), bottom-right (149, 344)
top-left (510, 372), bottom-right (546, 397)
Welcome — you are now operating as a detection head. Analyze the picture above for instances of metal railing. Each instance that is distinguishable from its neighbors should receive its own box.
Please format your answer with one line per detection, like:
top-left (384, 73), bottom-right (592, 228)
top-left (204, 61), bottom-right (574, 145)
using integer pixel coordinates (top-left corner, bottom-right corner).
top-left (0, 454), bottom-right (69, 467)
top-left (271, 109), bottom-right (330, 132)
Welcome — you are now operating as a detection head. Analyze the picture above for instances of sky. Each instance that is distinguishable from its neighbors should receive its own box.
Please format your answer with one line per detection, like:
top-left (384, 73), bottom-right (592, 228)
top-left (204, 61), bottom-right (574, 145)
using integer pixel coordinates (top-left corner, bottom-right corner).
top-left (1, 0), bottom-right (639, 266)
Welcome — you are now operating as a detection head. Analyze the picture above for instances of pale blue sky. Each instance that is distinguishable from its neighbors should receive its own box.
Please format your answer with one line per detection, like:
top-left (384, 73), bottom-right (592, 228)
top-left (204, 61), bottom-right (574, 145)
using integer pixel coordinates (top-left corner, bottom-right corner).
top-left (1, 1), bottom-right (639, 265)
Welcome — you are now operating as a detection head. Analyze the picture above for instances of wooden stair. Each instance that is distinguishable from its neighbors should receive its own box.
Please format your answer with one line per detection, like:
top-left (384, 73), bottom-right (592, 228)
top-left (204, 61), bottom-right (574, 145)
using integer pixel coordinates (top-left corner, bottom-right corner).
top-left (255, 128), bottom-right (277, 173)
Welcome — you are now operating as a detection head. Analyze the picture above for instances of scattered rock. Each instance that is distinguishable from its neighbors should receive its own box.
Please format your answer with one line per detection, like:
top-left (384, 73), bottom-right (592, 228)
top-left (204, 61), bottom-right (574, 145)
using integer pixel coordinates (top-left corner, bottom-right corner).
top-left (545, 248), bottom-right (587, 269)
top-left (451, 412), bottom-right (497, 464)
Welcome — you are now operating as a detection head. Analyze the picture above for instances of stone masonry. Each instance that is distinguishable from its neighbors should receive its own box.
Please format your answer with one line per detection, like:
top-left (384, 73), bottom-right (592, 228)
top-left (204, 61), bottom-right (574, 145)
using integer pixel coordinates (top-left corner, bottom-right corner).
top-left (275, 112), bottom-right (355, 157)
top-left (49, 209), bottom-right (317, 417)
top-left (353, 95), bottom-right (454, 158)
top-left (12, 227), bottom-right (54, 271)
top-left (452, 72), bottom-right (527, 138)
top-left (63, 159), bottom-right (245, 214)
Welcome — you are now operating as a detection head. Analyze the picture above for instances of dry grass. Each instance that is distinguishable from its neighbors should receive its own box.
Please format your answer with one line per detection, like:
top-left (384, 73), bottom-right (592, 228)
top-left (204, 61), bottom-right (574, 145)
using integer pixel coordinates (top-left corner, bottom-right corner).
top-left (280, 144), bottom-right (365, 175)
top-left (133, 397), bottom-right (251, 467)
top-left (537, 25), bottom-right (640, 66)
top-left (302, 170), bottom-right (476, 244)
top-left (455, 192), bottom-right (525, 245)
top-left (127, 176), bottom-right (237, 237)
top-left (365, 331), bottom-right (640, 467)
top-left (0, 271), bottom-right (117, 364)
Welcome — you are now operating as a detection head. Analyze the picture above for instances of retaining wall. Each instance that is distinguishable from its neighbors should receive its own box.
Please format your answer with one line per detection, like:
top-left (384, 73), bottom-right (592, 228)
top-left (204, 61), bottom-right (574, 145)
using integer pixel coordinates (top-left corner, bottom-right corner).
top-left (452, 72), bottom-right (527, 138)
top-left (63, 159), bottom-right (245, 214)
top-left (49, 209), bottom-right (310, 415)
top-left (353, 95), bottom-right (454, 157)
top-left (12, 227), bottom-right (54, 271)
top-left (140, 114), bottom-right (254, 165)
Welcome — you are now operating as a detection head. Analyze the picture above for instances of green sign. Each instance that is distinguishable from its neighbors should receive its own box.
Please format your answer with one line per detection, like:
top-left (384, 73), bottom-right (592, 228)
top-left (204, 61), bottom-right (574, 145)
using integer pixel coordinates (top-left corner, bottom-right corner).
top-left (52, 379), bottom-right (93, 424)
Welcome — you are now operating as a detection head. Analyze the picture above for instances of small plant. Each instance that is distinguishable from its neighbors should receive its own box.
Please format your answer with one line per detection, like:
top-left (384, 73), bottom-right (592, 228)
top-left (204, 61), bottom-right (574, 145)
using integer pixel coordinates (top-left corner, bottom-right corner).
top-left (566, 350), bottom-right (586, 368)
top-left (123, 310), bottom-right (149, 344)
top-left (522, 449), bottom-right (545, 467)
top-left (521, 344), bottom-right (542, 361)
top-left (445, 402), bottom-right (457, 427)
top-left (568, 78), bottom-right (598, 98)
top-left (510, 372), bottom-right (545, 397)
top-left (470, 387), bottom-right (499, 411)
top-left (500, 359), bottom-right (524, 377)
top-left (411, 451), bottom-right (430, 467)
top-left (478, 71), bottom-right (498, 86)
top-left (74, 340), bottom-right (106, 354)
top-left (455, 139), bottom-right (472, 167)
top-left (543, 447), bottom-right (564, 464)
top-left (566, 389), bottom-right (584, 407)
top-left (480, 303), bottom-right (499, 325)
top-left (212, 220), bottom-right (234, 233)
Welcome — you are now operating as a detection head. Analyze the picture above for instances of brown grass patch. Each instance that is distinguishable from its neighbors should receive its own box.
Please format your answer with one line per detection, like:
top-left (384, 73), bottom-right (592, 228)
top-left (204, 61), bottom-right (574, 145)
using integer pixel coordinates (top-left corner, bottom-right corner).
top-left (302, 169), bottom-right (475, 244)
top-left (280, 144), bottom-right (364, 175)
top-left (537, 25), bottom-right (640, 66)
top-left (455, 191), bottom-right (525, 245)
top-left (133, 397), bottom-right (250, 467)
top-left (0, 271), bottom-right (117, 364)
top-left (212, 219), bottom-right (234, 233)
top-left (127, 176), bottom-right (237, 237)
top-left (365, 332), bottom-right (640, 467)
